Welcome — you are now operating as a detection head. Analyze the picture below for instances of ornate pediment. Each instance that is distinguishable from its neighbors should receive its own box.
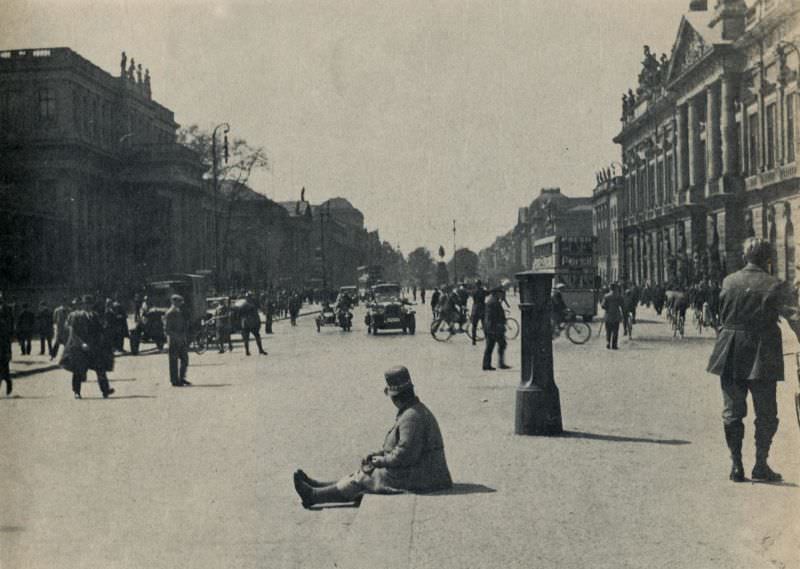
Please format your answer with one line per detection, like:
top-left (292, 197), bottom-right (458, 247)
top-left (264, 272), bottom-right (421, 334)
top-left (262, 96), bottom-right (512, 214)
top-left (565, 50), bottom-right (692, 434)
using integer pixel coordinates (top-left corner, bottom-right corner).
top-left (666, 18), bottom-right (709, 84)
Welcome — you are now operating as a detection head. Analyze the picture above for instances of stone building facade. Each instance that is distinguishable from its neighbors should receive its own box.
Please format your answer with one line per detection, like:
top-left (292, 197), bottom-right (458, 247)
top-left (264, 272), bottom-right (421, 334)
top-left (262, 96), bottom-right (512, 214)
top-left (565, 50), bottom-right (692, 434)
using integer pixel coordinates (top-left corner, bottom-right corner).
top-left (0, 47), bottom-right (212, 297)
top-left (592, 173), bottom-right (624, 285)
top-left (614, 0), bottom-right (800, 287)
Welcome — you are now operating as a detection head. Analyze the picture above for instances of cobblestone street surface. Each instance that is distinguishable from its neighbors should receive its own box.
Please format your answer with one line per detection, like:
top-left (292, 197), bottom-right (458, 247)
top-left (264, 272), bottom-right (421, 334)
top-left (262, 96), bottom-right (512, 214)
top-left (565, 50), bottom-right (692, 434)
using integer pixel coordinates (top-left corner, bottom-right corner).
top-left (1, 300), bottom-right (799, 568)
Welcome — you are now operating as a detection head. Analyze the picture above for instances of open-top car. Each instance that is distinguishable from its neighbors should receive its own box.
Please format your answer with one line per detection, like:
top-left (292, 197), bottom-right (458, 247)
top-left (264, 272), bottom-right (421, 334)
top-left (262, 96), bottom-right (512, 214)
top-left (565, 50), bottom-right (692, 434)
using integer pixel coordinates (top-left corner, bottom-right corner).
top-left (365, 283), bottom-right (415, 335)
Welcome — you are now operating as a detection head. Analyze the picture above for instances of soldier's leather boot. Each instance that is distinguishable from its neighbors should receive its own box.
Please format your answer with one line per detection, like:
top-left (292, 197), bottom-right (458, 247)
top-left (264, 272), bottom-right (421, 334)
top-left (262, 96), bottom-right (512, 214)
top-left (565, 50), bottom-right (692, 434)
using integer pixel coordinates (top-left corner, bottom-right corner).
top-left (724, 423), bottom-right (745, 482)
top-left (752, 450), bottom-right (782, 482)
top-left (295, 469), bottom-right (335, 488)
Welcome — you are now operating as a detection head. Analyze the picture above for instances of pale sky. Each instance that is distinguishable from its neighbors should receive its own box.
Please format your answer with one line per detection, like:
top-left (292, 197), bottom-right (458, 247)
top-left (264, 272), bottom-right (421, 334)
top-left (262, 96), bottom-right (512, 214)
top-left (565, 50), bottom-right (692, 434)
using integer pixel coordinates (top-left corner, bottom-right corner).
top-left (4, 0), bottom-right (693, 254)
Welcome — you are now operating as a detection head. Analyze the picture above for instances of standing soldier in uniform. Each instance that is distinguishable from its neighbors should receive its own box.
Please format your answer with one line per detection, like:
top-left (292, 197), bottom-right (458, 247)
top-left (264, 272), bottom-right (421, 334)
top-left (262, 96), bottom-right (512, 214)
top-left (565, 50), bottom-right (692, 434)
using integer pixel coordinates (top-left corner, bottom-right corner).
top-left (601, 283), bottom-right (624, 350)
top-left (164, 294), bottom-right (191, 387)
top-left (482, 286), bottom-right (511, 371)
top-left (707, 238), bottom-right (800, 483)
top-left (16, 303), bottom-right (34, 356)
top-left (239, 293), bottom-right (267, 356)
top-left (0, 293), bottom-right (15, 397)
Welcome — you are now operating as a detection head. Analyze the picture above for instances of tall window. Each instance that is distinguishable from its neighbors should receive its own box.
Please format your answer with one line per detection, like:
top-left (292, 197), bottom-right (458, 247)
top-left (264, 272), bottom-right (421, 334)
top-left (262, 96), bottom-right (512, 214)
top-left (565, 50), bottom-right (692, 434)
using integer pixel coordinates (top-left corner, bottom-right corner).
top-left (665, 154), bottom-right (674, 204)
top-left (748, 113), bottom-right (759, 174)
top-left (37, 88), bottom-right (56, 122)
top-left (787, 94), bottom-right (795, 163)
top-left (766, 103), bottom-right (777, 169)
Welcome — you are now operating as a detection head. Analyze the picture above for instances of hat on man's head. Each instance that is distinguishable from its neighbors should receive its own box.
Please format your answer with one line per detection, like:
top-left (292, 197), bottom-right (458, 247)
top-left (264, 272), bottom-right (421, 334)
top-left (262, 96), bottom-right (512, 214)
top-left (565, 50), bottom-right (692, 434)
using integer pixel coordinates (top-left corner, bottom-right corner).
top-left (171, 294), bottom-right (184, 303)
top-left (81, 294), bottom-right (95, 305)
top-left (384, 366), bottom-right (414, 396)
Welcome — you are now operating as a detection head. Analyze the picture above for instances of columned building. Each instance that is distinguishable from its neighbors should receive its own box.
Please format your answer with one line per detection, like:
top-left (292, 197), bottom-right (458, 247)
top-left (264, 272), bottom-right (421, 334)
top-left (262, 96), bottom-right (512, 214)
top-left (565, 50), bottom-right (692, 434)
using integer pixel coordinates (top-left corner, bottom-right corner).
top-left (614, 0), bottom-right (799, 286)
top-left (0, 47), bottom-right (211, 298)
top-left (592, 173), bottom-right (624, 285)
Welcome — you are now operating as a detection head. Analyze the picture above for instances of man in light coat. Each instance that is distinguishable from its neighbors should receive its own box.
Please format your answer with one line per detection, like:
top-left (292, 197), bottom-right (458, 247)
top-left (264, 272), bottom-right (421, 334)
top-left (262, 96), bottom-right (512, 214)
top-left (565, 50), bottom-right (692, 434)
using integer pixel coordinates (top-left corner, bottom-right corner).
top-left (707, 238), bottom-right (800, 482)
top-left (293, 366), bottom-right (452, 508)
top-left (164, 294), bottom-right (191, 387)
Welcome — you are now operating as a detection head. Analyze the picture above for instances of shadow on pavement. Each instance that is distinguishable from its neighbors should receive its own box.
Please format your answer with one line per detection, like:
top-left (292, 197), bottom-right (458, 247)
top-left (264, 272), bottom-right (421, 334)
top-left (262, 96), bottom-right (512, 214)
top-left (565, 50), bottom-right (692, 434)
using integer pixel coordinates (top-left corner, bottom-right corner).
top-left (0, 395), bottom-right (50, 400)
top-left (562, 430), bottom-right (691, 446)
top-left (83, 395), bottom-right (157, 400)
top-left (187, 383), bottom-right (232, 388)
top-left (423, 483), bottom-right (497, 496)
top-left (108, 377), bottom-right (137, 382)
top-left (10, 364), bottom-right (60, 378)
top-left (191, 362), bottom-right (226, 367)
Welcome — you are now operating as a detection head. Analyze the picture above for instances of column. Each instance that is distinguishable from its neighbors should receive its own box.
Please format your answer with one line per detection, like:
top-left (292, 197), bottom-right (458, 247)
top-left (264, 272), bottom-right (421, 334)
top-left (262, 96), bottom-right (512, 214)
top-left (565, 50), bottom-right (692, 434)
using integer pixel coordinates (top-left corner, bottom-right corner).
top-left (677, 104), bottom-right (689, 192)
top-left (687, 96), bottom-right (702, 192)
top-left (721, 75), bottom-right (737, 177)
top-left (707, 81), bottom-right (722, 181)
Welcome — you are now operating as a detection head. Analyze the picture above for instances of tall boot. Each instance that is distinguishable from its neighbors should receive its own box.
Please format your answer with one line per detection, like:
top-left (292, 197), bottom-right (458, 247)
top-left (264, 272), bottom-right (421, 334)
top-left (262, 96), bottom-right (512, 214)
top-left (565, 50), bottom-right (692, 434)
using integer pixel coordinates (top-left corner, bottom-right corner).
top-left (752, 421), bottom-right (782, 482)
top-left (723, 423), bottom-right (745, 482)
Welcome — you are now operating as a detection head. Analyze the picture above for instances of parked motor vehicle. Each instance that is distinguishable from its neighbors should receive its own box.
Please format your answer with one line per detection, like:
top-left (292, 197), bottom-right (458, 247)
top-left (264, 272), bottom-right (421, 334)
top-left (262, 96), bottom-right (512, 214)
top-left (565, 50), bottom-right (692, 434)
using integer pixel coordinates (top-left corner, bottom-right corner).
top-left (337, 285), bottom-right (359, 307)
top-left (364, 283), bottom-right (415, 335)
top-left (129, 307), bottom-right (166, 354)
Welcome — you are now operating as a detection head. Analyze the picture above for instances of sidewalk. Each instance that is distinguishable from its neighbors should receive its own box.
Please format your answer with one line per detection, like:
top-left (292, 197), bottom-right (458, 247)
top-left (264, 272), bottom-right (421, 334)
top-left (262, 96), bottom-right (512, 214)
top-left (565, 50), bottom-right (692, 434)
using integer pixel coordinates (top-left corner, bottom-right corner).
top-left (333, 306), bottom-right (800, 569)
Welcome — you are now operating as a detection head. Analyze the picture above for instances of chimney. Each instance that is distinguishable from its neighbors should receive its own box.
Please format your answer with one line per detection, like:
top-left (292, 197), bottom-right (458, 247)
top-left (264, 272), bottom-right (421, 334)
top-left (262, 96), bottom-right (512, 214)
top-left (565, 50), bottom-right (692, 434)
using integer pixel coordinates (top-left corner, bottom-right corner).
top-left (710, 0), bottom-right (747, 41)
top-left (689, 0), bottom-right (707, 11)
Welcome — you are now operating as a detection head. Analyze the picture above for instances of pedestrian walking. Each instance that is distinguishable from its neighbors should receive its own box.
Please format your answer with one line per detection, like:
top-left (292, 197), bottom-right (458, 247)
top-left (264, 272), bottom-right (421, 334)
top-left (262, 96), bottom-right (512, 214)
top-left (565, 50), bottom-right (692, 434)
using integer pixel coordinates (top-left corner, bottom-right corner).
top-left (214, 301), bottom-right (234, 353)
top-left (601, 283), bottom-right (624, 350)
top-left (292, 366), bottom-right (452, 508)
top-left (50, 298), bottom-right (71, 360)
top-left (482, 286), bottom-right (510, 371)
top-left (60, 295), bottom-right (114, 399)
top-left (35, 301), bottom-right (54, 356)
top-left (0, 293), bottom-right (14, 397)
top-left (470, 281), bottom-right (487, 346)
top-left (239, 293), bottom-right (267, 356)
top-left (264, 298), bottom-right (274, 334)
top-left (430, 288), bottom-right (440, 319)
top-left (164, 294), bottom-right (191, 387)
top-left (706, 238), bottom-right (800, 483)
top-left (16, 303), bottom-right (34, 356)
top-left (420, 287), bottom-right (426, 305)
top-left (288, 292), bottom-right (301, 326)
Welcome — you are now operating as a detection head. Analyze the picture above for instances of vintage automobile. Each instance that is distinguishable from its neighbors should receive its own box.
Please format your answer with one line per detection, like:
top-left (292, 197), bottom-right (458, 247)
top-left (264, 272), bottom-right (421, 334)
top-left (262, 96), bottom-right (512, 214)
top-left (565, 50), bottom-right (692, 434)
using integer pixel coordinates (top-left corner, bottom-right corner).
top-left (337, 285), bottom-right (359, 307)
top-left (130, 273), bottom-right (209, 354)
top-left (315, 303), bottom-right (338, 332)
top-left (364, 283), bottom-right (415, 335)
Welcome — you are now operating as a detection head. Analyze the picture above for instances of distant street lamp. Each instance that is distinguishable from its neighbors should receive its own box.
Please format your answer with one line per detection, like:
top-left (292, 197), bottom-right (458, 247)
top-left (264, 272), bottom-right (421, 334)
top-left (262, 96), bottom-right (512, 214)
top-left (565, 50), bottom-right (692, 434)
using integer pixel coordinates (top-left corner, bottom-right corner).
top-left (452, 219), bottom-right (457, 284)
top-left (212, 122), bottom-right (230, 291)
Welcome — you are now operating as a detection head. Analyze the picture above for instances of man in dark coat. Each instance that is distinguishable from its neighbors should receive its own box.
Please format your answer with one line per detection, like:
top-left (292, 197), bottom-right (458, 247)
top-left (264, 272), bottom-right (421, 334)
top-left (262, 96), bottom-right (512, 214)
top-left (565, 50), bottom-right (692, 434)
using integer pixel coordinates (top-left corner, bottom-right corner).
top-left (601, 283), bottom-right (624, 350)
top-left (483, 287), bottom-right (510, 371)
top-left (50, 298), bottom-right (71, 360)
top-left (0, 293), bottom-right (14, 397)
top-left (60, 295), bottom-right (114, 399)
top-left (239, 293), bottom-right (267, 356)
top-left (16, 303), bottom-right (34, 356)
top-left (707, 238), bottom-right (800, 483)
top-left (164, 294), bottom-right (191, 387)
top-left (470, 281), bottom-right (487, 346)
top-left (35, 301), bottom-right (54, 356)
top-left (293, 366), bottom-right (452, 508)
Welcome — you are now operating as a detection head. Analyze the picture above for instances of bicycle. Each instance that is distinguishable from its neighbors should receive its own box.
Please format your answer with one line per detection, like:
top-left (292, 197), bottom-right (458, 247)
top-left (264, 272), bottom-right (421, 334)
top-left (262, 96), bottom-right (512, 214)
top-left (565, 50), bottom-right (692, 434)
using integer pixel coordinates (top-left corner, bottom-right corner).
top-left (504, 310), bottom-right (520, 340)
top-left (431, 314), bottom-right (470, 343)
top-left (552, 309), bottom-right (592, 345)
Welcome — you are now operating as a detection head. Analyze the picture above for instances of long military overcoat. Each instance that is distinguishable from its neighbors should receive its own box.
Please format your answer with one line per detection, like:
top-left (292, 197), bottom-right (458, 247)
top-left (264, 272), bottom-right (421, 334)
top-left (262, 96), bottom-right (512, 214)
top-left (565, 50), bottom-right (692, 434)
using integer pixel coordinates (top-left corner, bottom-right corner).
top-left (707, 263), bottom-right (798, 381)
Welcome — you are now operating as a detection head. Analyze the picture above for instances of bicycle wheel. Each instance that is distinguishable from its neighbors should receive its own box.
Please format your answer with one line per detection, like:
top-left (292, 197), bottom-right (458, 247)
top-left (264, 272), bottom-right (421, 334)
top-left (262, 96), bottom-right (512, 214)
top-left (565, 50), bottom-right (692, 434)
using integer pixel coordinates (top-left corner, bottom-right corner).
top-left (505, 317), bottom-right (520, 340)
top-left (430, 318), bottom-right (453, 342)
top-left (566, 322), bottom-right (591, 345)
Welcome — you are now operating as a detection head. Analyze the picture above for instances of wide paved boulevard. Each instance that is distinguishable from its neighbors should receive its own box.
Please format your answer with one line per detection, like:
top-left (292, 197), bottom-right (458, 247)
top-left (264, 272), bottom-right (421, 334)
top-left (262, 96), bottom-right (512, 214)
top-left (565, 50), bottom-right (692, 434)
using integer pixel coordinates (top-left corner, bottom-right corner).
top-left (1, 298), bottom-right (799, 568)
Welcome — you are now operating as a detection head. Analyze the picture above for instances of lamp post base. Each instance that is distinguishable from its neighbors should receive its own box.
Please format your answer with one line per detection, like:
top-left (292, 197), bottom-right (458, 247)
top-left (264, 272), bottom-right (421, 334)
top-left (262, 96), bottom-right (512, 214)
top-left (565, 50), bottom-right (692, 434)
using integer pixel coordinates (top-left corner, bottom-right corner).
top-left (514, 385), bottom-right (563, 436)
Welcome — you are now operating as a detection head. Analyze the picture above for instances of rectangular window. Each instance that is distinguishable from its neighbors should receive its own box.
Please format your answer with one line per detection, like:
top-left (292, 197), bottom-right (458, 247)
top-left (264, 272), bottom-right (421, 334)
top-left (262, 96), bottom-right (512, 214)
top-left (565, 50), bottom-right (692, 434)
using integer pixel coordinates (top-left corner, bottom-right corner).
top-left (766, 103), bottom-right (776, 169)
top-left (787, 94), bottom-right (795, 163)
top-left (38, 88), bottom-right (56, 122)
top-left (665, 154), bottom-right (673, 204)
top-left (748, 113), bottom-right (759, 174)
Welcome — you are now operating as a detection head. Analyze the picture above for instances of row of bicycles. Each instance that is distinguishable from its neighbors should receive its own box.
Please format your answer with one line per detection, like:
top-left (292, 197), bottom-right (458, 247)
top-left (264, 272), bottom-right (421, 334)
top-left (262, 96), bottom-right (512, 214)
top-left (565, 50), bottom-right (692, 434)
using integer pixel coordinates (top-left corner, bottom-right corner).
top-left (429, 308), bottom-right (591, 345)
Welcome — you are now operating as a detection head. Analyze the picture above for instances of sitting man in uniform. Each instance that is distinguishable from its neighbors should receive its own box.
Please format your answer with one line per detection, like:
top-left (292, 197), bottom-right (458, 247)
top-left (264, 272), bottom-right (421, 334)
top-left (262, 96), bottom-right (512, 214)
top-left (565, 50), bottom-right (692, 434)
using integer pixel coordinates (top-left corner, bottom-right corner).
top-left (292, 366), bottom-right (452, 508)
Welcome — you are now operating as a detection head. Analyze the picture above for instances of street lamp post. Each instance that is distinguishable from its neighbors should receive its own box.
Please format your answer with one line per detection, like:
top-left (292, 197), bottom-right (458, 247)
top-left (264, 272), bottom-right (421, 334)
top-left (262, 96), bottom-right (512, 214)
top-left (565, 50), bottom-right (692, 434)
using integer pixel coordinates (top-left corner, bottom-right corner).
top-left (211, 122), bottom-right (229, 292)
top-left (514, 269), bottom-right (563, 435)
top-left (452, 219), bottom-right (457, 284)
